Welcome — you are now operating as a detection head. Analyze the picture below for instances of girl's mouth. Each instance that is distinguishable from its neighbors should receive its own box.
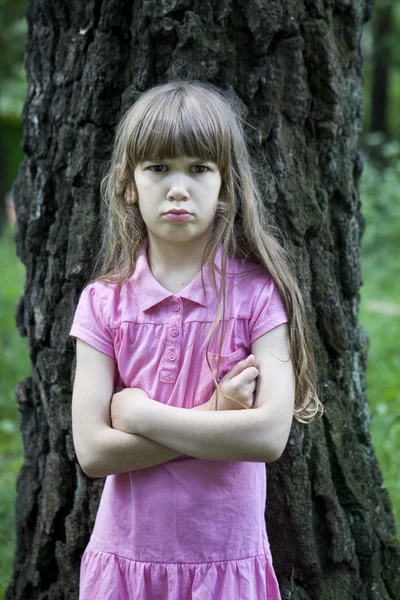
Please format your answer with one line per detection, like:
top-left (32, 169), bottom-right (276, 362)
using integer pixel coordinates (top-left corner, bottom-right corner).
top-left (163, 213), bottom-right (193, 222)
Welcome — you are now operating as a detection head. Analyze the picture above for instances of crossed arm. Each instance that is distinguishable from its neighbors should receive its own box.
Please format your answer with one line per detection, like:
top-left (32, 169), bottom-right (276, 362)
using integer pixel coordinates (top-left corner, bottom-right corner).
top-left (111, 323), bottom-right (294, 464)
top-left (111, 391), bottom-right (272, 462)
top-left (72, 324), bottom-right (294, 477)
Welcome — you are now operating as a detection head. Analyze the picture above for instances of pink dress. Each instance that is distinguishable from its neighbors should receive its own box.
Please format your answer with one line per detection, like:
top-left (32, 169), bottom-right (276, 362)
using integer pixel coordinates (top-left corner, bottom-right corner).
top-left (69, 243), bottom-right (288, 599)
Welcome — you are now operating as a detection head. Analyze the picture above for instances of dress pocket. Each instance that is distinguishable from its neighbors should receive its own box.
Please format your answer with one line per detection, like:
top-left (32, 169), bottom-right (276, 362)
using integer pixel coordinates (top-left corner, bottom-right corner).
top-left (196, 347), bottom-right (248, 405)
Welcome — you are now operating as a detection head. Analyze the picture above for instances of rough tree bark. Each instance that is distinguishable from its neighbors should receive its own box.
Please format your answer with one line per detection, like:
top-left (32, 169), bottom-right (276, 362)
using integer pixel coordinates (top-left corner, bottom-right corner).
top-left (6, 0), bottom-right (400, 599)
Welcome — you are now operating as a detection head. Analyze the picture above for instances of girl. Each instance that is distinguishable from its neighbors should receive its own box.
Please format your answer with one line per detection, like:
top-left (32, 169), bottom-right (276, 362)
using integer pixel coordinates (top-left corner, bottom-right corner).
top-left (70, 80), bottom-right (323, 600)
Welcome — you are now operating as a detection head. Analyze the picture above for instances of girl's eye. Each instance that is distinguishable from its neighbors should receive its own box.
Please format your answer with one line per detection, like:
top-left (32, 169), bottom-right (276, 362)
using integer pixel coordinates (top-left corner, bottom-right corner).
top-left (148, 164), bottom-right (209, 173)
top-left (149, 165), bottom-right (167, 172)
top-left (192, 165), bottom-right (208, 174)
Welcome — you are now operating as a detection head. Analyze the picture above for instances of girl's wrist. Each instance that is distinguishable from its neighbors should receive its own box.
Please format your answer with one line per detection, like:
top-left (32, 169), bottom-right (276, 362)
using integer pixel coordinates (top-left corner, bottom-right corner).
top-left (135, 395), bottom-right (155, 436)
top-left (115, 388), bottom-right (155, 436)
top-left (191, 396), bottom-right (216, 411)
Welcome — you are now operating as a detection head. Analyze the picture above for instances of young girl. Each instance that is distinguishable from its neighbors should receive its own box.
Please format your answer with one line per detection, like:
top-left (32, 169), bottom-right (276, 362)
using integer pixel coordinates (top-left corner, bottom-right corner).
top-left (70, 80), bottom-right (323, 600)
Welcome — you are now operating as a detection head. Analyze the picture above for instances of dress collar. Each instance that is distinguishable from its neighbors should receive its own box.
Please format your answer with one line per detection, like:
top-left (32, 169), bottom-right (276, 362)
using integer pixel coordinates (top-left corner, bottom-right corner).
top-left (133, 242), bottom-right (223, 312)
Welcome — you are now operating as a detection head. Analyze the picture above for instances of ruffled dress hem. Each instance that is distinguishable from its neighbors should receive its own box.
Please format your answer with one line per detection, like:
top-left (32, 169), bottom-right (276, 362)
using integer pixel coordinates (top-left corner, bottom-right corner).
top-left (79, 542), bottom-right (281, 600)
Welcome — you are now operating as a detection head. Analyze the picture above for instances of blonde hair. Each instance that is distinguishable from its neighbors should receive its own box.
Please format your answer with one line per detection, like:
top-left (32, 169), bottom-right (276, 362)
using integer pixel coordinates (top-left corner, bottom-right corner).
top-left (89, 80), bottom-right (323, 424)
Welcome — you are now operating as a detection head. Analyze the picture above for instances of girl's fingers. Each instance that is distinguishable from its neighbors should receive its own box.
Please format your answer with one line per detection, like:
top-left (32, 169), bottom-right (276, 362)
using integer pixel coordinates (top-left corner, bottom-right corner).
top-left (222, 355), bottom-right (256, 381)
top-left (230, 366), bottom-right (259, 386)
top-left (248, 378), bottom-right (257, 392)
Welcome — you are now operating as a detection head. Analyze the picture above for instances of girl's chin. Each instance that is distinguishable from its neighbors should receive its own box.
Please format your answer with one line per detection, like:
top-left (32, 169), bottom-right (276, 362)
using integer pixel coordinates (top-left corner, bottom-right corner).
top-left (147, 227), bottom-right (211, 246)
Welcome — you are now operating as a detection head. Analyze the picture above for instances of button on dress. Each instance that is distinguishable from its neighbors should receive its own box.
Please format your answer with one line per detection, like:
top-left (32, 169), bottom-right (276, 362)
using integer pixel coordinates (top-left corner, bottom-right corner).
top-left (69, 243), bottom-right (288, 600)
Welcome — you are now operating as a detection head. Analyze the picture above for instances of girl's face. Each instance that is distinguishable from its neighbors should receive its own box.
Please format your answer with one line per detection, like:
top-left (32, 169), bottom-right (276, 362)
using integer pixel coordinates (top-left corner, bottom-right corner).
top-left (133, 156), bottom-right (222, 248)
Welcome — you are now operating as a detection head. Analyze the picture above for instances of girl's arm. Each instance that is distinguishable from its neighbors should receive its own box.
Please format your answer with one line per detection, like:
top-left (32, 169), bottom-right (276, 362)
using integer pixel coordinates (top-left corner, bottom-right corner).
top-left (112, 324), bottom-right (295, 463)
top-left (104, 357), bottom-right (258, 475)
top-left (90, 400), bottom-right (214, 478)
top-left (91, 386), bottom-right (250, 477)
top-left (72, 339), bottom-right (213, 478)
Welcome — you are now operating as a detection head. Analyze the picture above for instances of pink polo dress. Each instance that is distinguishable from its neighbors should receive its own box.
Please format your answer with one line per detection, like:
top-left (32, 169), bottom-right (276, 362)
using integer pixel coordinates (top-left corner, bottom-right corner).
top-left (69, 242), bottom-right (288, 600)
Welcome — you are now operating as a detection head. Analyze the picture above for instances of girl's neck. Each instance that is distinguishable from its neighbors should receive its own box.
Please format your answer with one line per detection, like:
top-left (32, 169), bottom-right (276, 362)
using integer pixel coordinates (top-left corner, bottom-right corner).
top-left (146, 237), bottom-right (209, 294)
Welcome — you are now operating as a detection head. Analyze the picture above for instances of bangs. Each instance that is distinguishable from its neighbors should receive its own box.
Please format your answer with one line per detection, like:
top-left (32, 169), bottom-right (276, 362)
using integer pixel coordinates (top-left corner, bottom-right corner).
top-left (126, 86), bottom-right (232, 174)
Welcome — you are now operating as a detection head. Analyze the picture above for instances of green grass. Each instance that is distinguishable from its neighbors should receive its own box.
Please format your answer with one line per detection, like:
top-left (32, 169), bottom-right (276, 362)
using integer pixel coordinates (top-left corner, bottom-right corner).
top-left (0, 155), bottom-right (399, 596)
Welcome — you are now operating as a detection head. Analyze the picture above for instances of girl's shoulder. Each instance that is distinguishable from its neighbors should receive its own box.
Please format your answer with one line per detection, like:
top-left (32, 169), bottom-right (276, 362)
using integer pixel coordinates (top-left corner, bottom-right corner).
top-left (80, 276), bottom-right (122, 302)
top-left (219, 254), bottom-right (277, 317)
top-left (77, 276), bottom-right (128, 328)
top-left (225, 253), bottom-right (272, 290)
top-left (224, 255), bottom-right (288, 337)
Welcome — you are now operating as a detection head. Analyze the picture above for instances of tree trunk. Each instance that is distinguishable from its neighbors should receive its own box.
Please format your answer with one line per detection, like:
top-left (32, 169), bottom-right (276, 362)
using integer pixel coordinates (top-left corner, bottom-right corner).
top-left (6, 0), bottom-right (400, 598)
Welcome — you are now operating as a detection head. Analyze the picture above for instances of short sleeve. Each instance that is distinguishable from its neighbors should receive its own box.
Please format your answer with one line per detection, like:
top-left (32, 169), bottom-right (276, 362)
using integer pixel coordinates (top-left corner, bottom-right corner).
top-left (249, 277), bottom-right (289, 344)
top-left (69, 282), bottom-right (115, 358)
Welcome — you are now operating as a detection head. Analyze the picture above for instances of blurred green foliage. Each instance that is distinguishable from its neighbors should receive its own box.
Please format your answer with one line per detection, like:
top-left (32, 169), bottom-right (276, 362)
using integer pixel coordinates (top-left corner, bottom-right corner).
top-left (361, 0), bottom-right (400, 137)
top-left (360, 138), bottom-right (400, 252)
top-left (358, 152), bottom-right (400, 534)
top-left (0, 225), bottom-right (30, 599)
top-left (0, 0), bottom-right (27, 121)
top-left (0, 120), bottom-right (23, 190)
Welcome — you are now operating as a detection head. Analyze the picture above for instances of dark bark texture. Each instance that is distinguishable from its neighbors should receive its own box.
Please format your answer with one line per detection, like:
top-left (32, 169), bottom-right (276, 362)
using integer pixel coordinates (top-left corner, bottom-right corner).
top-left (6, 0), bottom-right (400, 598)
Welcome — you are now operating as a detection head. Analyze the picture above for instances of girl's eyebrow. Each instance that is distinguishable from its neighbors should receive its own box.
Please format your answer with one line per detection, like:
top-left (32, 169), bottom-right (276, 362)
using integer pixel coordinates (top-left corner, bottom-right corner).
top-left (142, 157), bottom-right (215, 165)
top-left (186, 157), bottom-right (211, 163)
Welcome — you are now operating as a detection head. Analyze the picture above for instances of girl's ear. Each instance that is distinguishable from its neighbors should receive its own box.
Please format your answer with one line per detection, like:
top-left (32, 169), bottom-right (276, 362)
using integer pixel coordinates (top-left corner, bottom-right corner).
top-left (115, 163), bottom-right (138, 205)
top-left (125, 182), bottom-right (138, 205)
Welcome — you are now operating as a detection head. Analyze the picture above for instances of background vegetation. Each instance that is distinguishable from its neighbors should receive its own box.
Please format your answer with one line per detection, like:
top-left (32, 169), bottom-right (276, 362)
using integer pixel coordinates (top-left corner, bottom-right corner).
top-left (0, 0), bottom-right (399, 598)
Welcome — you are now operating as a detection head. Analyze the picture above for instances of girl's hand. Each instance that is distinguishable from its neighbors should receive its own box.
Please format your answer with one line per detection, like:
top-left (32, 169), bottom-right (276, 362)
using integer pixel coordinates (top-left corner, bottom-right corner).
top-left (111, 387), bottom-right (150, 434)
top-left (212, 355), bottom-right (259, 411)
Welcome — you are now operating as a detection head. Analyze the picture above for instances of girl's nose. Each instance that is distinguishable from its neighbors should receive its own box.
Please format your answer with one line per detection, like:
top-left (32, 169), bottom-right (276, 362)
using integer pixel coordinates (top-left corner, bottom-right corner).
top-left (166, 176), bottom-right (190, 201)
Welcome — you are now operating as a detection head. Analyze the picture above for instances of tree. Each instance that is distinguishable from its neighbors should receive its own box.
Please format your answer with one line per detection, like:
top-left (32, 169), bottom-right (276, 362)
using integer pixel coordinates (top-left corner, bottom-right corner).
top-left (6, 0), bottom-right (400, 598)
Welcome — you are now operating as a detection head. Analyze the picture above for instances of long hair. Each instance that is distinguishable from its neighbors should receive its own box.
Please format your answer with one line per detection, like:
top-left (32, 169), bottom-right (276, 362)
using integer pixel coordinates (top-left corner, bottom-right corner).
top-left (89, 80), bottom-right (323, 424)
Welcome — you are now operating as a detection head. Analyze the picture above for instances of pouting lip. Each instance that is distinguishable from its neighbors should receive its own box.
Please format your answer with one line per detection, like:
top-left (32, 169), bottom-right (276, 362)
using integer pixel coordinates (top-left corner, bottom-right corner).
top-left (164, 209), bottom-right (192, 215)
